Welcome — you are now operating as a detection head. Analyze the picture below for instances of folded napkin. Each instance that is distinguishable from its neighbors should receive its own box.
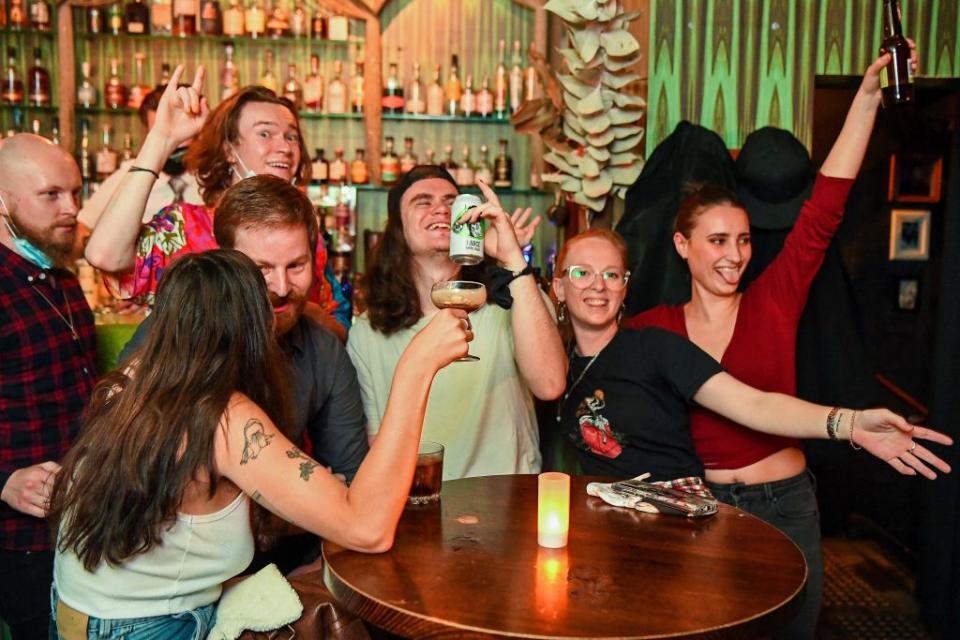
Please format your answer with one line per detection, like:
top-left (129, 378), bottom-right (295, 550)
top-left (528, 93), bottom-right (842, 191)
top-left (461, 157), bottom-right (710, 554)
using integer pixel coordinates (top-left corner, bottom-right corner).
top-left (207, 564), bottom-right (303, 640)
top-left (586, 474), bottom-right (719, 518)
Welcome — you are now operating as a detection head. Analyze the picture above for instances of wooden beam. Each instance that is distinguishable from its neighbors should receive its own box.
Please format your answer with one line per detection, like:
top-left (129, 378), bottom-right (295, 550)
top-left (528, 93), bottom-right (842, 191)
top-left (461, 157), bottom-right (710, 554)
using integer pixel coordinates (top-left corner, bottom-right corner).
top-left (57, 0), bottom-right (76, 150)
top-left (362, 12), bottom-right (382, 183)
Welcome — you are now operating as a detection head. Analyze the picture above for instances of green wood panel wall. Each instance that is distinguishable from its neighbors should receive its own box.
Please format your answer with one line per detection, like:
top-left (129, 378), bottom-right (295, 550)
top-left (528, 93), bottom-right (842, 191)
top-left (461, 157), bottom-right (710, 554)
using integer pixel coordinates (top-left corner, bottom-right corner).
top-left (648, 0), bottom-right (960, 153)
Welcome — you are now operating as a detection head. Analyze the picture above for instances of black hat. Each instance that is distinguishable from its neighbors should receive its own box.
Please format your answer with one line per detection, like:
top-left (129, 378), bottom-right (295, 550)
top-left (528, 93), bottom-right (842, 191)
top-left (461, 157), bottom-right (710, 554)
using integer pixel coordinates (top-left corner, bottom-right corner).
top-left (735, 127), bottom-right (815, 230)
top-left (386, 165), bottom-right (458, 218)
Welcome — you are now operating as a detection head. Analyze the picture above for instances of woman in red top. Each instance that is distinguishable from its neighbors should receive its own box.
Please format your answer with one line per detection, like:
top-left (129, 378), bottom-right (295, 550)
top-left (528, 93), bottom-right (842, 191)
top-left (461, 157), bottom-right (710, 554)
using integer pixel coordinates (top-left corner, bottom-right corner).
top-left (627, 50), bottom-right (916, 638)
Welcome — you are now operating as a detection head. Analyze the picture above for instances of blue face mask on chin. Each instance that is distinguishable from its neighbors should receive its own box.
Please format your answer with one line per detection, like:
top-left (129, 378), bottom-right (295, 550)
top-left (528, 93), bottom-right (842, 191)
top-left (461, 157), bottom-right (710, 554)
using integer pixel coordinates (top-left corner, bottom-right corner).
top-left (0, 193), bottom-right (55, 270)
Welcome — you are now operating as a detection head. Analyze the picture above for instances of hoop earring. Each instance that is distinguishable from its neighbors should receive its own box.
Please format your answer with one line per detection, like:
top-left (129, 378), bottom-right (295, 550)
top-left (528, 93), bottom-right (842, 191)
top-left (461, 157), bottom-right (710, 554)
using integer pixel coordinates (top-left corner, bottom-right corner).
top-left (557, 301), bottom-right (567, 323)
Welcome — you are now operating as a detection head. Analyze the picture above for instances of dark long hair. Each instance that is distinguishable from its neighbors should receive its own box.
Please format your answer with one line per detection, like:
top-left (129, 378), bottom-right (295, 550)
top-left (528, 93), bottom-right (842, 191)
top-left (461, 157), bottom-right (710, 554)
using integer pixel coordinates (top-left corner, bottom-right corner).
top-left (674, 183), bottom-right (745, 238)
top-left (185, 86), bottom-right (311, 207)
top-left (49, 249), bottom-right (293, 570)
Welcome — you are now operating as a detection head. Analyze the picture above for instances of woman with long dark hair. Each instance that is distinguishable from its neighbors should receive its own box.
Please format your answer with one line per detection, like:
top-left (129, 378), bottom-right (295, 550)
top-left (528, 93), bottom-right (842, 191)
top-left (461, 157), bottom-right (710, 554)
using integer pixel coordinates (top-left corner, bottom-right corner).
top-left (48, 249), bottom-right (469, 638)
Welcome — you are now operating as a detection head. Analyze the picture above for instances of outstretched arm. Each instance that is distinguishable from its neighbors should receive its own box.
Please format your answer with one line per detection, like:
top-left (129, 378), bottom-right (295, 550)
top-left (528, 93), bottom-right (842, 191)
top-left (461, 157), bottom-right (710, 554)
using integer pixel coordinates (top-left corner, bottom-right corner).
top-left (215, 309), bottom-right (470, 553)
top-left (694, 372), bottom-right (952, 479)
top-left (820, 42), bottom-right (918, 178)
top-left (85, 65), bottom-right (209, 273)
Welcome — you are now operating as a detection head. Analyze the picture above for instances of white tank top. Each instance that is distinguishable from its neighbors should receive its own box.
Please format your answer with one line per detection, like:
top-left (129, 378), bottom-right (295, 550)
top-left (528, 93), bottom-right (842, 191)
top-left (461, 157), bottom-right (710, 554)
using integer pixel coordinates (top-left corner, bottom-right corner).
top-left (54, 491), bottom-right (255, 619)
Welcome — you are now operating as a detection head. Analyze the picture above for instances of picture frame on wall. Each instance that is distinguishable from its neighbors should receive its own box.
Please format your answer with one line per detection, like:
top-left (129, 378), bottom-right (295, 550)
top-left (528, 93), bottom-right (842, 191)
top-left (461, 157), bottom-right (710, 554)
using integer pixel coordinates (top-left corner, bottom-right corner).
top-left (896, 277), bottom-right (921, 312)
top-left (889, 209), bottom-right (931, 261)
top-left (888, 154), bottom-right (943, 203)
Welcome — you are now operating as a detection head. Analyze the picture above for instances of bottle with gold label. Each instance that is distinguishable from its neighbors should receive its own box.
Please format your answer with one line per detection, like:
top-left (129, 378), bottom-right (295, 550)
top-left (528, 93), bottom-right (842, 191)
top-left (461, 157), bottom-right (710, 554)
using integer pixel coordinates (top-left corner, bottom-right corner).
top-left (328, 147), bottom-right (347, 184)
top-left (107, 2), bottom-right (124, 35)
top-left (445, 55), bottom-right (461, 117)
top-left (245, 0), bottom-right (266, 38)
top-left (221, 43), bottom-right (240, 100)
top-left (283, 63), bottom-right (302, 109)
top-left (222, 0), bottom-right (244, 35)
top-left (259, 50), bottom-right (278, 93)
top-left (27, 48), bottom-right (50, 107)
top-left (380, 136), bottom-right (400, 185)
top-left (350, 148), bottom-right (369, 185)
top-left (9, 0), bottom-right (28, 30)
top-left (303, 54), bottom-right (323, 112)
top-left (125, 0), bottom-right (149, 34)
top-left (200, 0), bottom-right (222, 35)
top-left (105, 59), bottom-right (128, 109)
top-left (405, 62), bottom-right (425, 115)
top-left (426, 64), bottom-right (444, 116)
top-left (311, 148), bottom-right (328, 184)
top-left (326, 60), bottom-right (347, 114)
top-left (151, 0), bottom-right (172, 35)
top-left (399, 136), bottom-right (417, 173)
top-left (350, 60), bottom-right (364, 114)
top-left (127, 53), bottom-right (151, 109)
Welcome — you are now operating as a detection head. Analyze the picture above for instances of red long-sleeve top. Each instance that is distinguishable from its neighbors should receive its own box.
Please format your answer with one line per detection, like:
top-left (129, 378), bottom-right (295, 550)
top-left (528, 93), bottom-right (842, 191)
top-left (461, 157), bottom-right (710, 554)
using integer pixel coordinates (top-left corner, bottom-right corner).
top-left (628, 173), bottom-right (854, 470)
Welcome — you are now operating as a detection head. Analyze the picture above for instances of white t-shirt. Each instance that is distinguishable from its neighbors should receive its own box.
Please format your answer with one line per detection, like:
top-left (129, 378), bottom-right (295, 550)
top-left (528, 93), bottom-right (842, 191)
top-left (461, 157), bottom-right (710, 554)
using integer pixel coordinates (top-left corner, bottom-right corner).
top-left (78, 163), bottom-right (203, 229)
top-left (347, 303), bottom-right (542, 480)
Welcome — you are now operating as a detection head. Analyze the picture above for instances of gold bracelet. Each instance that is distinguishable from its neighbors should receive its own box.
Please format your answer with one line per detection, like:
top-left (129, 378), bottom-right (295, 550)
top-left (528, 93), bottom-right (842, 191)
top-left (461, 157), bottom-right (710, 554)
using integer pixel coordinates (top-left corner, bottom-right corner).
top-left (849, 410), bottom-right (862, 450)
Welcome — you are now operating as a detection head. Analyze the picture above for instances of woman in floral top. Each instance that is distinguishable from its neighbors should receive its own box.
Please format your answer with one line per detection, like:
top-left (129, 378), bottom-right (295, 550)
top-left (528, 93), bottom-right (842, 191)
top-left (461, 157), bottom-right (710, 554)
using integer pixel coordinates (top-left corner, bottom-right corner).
top-left (85, 65), bottom-right (349, 338)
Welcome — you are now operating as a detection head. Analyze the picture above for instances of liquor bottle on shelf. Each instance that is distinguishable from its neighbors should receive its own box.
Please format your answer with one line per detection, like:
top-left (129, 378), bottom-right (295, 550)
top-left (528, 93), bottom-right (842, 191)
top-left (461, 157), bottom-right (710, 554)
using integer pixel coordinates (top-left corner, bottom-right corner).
top-left (128, 53), bottom-right (151, 109)
top-left (881, 0), bottom-right (914, 106)
top-left (460, 74), bottom-right (476, 117)
top-left (0, 1), bottom-right (6, 28)
top-left (105, 59), bottom-right (128, 109)
top-left (475, 143), bottom-right (493, 185)
top-left (350, 149), bottom-right (368, 185)
top-left (50, 118), bottom-right (60, 145)
top-left (477, 75), bottom-right (493, 118)
top-left (493, 138), bottom-right (512, 188)
top-left (245, 0), bottom-right (266, 39)
top-left (151, 0), bottom-right (173, 35)
top-left (525, 56), bottom-right (540, 102)
top-left (122, 133), bottom-right (135, 161)
top-left (446, 55), bottom-right (462, 117)
top-left (494, 39), bottom-right (508, 119)
top-left (29, 0), bottom-right (51, 32)
top-left (30, 118), bottom-right (41, 135)
top-left (405, 63), bottom-right (425, 115)
top-left (310, 148), bottom-right (328, 184)
top-left (125, 0), bottom-right (150, 34)
top-left (509, 40), bottom-right (523, 114)
top-left (107, 2), bottom-right (124, 35)
top-left (399, 137), bottom-right (417, 173)
top-left (381, 62), bottom-right (404, 114)
top-left (310, 9), bottom-right (325, 39)
top-left (173, 0), bottom-right (196, 36)
top-left (266, 0), bottom-right (289, 38)
top-left (78, 121), bottom-right (94, 200)
top-left (326, 60), bottom-right (347, 114)
top-left (77, 61), bottom-right (98, 108)
top-left (259, 50), bottom-right (278, 93)
top-left (328, 147), bottom-right (346, 184)
top-left (426, 65), bottom-right (444, 116)
top-left (290, 1), bottom-right (307, 37)
top-left (283, 63), bottom-right (302, 109)
top-left (96, 124), bottom-right (119, 182)
top-left (222, 0), bottom-right (243, 36)
top-left (3, 48), bottom-right (24, 105)
top-left (87, 5), bottom-right (105, 34)
top-left (380, 136), bottom-right (400, 185)
top-left (303, 54), bottom-right (323, 112)
top-left (456, 146), bottom-right (475, 186)
top-left (158, 62), bottom-right (172, 86)
top-left (423, 148), bottom-right (435, 165)
top-left (9, 0), bottom-right (27, 30)
top-left (200, 0), bottom-right (222, 35)
top-left (327, 13), bottom-right (347, 41)
top-left (27, 48), bottom-right (50, 107)
top-left (221, 43), bottom-right (240, 101)
top-left (439, 144), bottom-right (457, 172)
top-left (350, 60), bottom-right (364, 114)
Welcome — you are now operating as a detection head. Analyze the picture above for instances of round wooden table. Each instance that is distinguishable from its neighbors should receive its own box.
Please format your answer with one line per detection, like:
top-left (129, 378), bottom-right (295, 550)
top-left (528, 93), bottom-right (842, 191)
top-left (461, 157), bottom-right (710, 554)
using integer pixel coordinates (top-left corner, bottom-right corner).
top-left (323, 475), bottom-right (806, 639)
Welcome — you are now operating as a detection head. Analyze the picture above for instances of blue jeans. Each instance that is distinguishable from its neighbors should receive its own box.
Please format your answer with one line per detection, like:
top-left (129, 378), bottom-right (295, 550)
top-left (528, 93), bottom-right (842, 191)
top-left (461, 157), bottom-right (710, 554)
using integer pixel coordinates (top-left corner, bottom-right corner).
top-left (707, 470), bottom-right (822, 640)
top-left (49, 587), bottom-right (215, 640)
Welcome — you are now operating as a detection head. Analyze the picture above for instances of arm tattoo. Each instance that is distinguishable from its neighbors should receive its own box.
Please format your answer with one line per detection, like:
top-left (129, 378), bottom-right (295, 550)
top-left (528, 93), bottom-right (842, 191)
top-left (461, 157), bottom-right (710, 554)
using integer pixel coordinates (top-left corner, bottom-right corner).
top-left (240, 419), bottom-right (274, 465)
top-left (287, 447), bottom-right (319, 481)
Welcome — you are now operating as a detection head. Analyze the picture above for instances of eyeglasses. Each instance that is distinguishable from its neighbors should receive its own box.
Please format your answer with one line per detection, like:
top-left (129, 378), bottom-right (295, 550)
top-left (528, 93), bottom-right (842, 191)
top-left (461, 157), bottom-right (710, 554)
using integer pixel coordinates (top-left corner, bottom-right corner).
top-left (561, 265), bottom-right (630, 291)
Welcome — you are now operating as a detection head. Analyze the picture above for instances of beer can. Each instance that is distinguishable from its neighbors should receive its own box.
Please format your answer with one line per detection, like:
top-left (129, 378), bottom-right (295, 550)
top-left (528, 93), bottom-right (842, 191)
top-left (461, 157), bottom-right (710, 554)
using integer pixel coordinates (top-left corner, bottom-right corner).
top-left (449, 193), bottom-right (485, 265)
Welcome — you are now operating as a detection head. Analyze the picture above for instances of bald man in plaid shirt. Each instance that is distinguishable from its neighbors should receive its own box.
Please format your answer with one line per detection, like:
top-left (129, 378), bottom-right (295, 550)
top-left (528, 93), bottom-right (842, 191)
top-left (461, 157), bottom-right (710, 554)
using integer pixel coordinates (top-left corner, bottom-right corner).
top-left (0, 135), bottom-right (96, 639)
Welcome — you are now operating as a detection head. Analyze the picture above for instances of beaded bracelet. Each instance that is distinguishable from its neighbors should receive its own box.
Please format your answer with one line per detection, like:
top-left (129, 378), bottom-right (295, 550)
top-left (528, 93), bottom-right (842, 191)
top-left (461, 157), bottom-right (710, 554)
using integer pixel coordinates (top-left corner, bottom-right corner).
top-left (849, 410), bottom-right (862, 450)
top-left (826, 406), bottom-right (840, 440)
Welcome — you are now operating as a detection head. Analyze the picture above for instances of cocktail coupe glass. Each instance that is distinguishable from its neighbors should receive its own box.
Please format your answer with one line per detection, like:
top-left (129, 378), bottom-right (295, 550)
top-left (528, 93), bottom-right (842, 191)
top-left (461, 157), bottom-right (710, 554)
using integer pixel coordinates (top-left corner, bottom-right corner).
top-left (430, 280), bottom-right (487, 362)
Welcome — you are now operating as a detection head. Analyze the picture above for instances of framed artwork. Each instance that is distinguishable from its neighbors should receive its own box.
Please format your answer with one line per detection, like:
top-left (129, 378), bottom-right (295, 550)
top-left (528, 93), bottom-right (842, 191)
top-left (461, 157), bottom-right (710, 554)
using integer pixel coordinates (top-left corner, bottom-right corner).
top-left (888, 154), bottom-right (943, 203)
top-left (889, 209), bottom-right (931, 261)
top-left (896, 277), bottom-right (921, 311)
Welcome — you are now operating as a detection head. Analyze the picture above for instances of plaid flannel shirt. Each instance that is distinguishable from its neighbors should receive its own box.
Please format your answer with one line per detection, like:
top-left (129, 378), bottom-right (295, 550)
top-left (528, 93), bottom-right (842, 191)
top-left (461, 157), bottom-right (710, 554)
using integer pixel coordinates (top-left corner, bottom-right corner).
top-left (0, 244), bottom-right (96, 551)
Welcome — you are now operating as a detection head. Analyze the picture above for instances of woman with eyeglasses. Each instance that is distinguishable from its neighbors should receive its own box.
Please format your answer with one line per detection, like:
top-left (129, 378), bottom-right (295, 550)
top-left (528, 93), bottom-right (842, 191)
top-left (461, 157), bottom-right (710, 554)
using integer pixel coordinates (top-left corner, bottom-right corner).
top-left (551, 228), bottom-right (949, 486)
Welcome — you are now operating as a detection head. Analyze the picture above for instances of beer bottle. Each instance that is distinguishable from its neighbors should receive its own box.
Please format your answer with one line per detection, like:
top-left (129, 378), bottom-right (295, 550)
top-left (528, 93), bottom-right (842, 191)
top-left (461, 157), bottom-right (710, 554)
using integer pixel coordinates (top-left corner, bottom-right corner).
top-left (880, 0), bottom-right (914, 106)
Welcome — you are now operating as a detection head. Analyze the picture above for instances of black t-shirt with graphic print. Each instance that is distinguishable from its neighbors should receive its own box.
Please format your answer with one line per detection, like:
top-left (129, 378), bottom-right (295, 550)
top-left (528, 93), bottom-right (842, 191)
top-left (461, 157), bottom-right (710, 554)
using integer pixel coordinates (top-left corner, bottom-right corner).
top-left (558, 328), bottom-right (724, 482)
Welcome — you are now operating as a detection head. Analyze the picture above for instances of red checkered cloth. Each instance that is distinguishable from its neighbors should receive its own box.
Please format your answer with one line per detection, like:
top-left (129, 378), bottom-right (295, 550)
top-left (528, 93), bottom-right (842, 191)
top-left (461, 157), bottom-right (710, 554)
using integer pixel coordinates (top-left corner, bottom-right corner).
top-left (0, 245), bottom-right (96, 551)
top-left (653, 476), bottom-right (714, 499)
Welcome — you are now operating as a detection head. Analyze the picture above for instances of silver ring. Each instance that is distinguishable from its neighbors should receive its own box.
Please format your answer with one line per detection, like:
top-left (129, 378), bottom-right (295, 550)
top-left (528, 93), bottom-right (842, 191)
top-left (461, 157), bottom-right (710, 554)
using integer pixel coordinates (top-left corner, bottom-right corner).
top-left (908, 441), bottom-right (917, 453)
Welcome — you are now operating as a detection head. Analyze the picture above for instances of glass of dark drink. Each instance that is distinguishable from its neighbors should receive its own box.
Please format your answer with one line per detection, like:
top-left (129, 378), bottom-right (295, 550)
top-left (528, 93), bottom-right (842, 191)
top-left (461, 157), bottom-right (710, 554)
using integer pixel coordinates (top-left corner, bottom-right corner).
top-left (430, 280), bottom-right (486, 362)
top-left (408, 441), bottom-right (444, 505)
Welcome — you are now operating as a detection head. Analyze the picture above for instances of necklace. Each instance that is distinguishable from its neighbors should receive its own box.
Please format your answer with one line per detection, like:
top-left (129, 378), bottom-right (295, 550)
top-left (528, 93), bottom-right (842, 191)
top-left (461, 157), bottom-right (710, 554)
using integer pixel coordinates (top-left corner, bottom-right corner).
top-left (555, 344), bottom-right (604, 423)
top-left (28, 273), bottom-right (80, 343)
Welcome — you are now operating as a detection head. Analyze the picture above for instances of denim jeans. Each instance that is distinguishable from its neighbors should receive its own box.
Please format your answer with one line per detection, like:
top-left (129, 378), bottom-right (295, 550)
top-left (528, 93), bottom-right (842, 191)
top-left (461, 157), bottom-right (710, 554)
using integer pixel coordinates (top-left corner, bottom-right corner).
top-left (707, 470), bottom-right (822, 640)
top-left (50, 587), bottom-right (216, 640)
